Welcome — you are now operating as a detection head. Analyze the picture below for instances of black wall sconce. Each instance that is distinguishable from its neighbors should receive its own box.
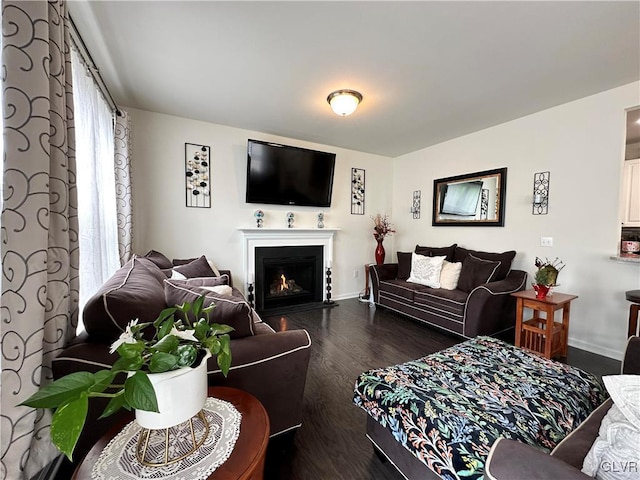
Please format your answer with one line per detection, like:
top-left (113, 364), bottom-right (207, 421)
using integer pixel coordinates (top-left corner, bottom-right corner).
top-left (532, 171), bottom-right (550, 215)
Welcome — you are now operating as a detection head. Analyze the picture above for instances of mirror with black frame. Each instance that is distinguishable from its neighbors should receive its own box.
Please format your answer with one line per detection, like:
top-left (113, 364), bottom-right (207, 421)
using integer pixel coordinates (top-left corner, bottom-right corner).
top-left (432, 168), bottom-right (507, 226)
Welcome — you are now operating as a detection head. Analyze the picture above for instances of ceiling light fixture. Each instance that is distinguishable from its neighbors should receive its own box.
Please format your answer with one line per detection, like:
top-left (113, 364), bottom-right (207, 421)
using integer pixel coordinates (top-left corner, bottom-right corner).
top-left (327, 89), bottom-right (363, 116)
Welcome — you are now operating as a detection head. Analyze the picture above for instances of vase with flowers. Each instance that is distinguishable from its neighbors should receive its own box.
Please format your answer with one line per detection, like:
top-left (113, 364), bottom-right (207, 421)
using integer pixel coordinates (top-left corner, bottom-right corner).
top-left (372, 213), bottom-right (396, 265)
top-left (533, 257), bottom-right (565, 299)
top-left (20, 295), bottom-right (233, 461)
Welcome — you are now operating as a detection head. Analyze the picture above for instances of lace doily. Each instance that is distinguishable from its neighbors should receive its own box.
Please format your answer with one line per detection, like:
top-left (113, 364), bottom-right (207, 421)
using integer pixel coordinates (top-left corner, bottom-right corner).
top-left (91, 397), bottom-right (241, 479)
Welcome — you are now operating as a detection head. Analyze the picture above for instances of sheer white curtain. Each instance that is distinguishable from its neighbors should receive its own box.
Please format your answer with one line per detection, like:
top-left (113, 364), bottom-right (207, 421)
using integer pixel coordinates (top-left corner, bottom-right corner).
top-left (70, 47), bottom-right (120, 314)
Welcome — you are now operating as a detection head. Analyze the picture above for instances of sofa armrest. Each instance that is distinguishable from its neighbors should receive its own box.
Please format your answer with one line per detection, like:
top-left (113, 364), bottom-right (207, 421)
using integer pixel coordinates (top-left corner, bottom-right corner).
top-left (208, 329), bottom-right (311, 436)
top-left (463, 270), bottom-right (527, 337)
top-left (369, 263), bottom-right (399, 303)
top-left (622, 335), bottom-right (640, 374)
top-left (486, 438), bottom-right (591, 480)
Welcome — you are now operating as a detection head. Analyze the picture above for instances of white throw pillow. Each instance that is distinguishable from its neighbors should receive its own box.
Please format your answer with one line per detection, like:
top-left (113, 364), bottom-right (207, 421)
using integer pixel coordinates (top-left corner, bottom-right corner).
top-left (581, 375), bottom-right (640, 480)
top-left (171, 269), bottom-right (187, 280)
top-left (439, 261), bottom-right (463, 290)
top-left (200, 285), bottom-right (233, 296)
top-left (407, 253), bottom-right (446, 288)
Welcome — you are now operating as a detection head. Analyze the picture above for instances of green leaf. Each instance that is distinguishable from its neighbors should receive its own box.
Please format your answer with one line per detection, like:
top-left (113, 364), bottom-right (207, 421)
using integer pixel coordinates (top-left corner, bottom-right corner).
top-left (194, 319), bottom-right (209, 341)
top-left (157, 317), bottom-right (174, 340)
top-left (175, 345), bottom-right (197, 367)
top-left (216, 351), bottom-right (232, 377)
top-left (112, 355), bottom-right (143, 373)
top-left (117, 341), bottom-right (145, 359)
top-left (153, 307), bottom-right (177, 328)
top-left (152, 334), bottom-right (179, 353)
top-left (20, 372), bottom-right (95, 409)
top-left (205, 337), bottom-right (221, 355)
top-left (124, 372), bottom-right (158, 412)
top-left (99, 392), bottom-right (126, 419)
top-left (88, 370), bottom-right (116, 394)
top-left (202, 304), bottom-right (216, 316)
top-left (148, 352), bottom-right (178, 373)
top-left (51, 395), bottom-right (88, 461)
top-left (210, 323), bottom-right (234, 335)
top-left (192, 295), bottom-right (205, 321)
top-left (219, 334), bottom-right (231, 355)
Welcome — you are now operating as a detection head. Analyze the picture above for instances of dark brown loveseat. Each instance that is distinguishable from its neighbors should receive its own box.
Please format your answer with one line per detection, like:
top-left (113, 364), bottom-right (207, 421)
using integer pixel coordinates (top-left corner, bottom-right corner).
top-left (52, 253), bottom-right (311, 462)
top-left (369, 244), bottom-right (527, 338)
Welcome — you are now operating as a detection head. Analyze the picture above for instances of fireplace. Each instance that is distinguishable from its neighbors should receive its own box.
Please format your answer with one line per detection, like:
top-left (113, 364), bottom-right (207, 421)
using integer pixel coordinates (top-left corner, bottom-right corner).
top-left (255, 245), bottom-right (324, 313)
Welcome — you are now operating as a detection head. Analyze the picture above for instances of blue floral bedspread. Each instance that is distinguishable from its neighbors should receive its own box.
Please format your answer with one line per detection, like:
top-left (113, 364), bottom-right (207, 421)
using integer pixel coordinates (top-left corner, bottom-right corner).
top-left (353, 337), bottom-right (607, 480)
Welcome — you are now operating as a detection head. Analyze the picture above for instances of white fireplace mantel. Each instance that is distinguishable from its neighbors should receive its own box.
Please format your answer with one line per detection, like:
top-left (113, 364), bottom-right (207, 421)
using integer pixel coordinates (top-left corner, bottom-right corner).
top-left (239, 228), bottom-right (339, 297)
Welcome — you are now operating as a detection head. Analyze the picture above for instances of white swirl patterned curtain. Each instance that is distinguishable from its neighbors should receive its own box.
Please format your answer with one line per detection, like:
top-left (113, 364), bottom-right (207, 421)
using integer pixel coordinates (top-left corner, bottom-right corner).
top-left (115, 110), bottom-right (133, 265)
top-left (1, 1), bottom-right (79, 478)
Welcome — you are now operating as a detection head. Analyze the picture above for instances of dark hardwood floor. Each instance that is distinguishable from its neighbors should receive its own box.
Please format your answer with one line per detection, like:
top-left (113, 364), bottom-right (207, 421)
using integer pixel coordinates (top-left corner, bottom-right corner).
top-left (262, 298), bottom-right (621, 480)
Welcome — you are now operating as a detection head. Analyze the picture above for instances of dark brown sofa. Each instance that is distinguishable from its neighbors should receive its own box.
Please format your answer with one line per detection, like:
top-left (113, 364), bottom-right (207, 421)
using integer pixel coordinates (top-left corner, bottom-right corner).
top-left (486, 336), bottom-right (640, 480)
top-left (369, 244), bottom-right (527, 338)
top-left (52, 253), bottom-right (311, 462)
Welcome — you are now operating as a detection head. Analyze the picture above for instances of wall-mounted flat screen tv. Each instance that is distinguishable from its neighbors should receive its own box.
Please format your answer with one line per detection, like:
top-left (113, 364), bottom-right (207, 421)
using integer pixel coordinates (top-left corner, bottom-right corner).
top-left (246, 139), bottom-right (336, 207)
top-left (440, 180), bottom-right (483, 216)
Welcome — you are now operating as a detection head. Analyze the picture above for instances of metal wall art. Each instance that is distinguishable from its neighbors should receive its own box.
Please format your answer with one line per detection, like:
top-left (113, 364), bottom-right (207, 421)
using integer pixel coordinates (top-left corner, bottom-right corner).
top-left (532, 171), bottom-right (550, 215)
top-left (480, 188), bottom-right (489, 220)
top-left (351, 168), bottom-right (365, 215)
top-left (411, 190), bottom-right (421, 219)
top-left (185, 143), bottom-right (211, 208)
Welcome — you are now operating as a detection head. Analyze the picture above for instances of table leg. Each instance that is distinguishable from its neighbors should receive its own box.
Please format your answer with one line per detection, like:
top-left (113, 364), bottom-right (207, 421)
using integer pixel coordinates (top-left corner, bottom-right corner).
top-left (544, 305), bottom-right (554, 359)
top-left (629, 304), bottom-right (639, 338)
top-left (561, 302), bottom-right (570, 357)
top-left (515, 298), bottom-right (523, 348)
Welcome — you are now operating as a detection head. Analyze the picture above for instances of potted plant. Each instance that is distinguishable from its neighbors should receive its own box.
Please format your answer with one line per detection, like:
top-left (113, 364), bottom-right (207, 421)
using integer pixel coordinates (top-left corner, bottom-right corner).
top-left (533, 257), bottom-right (565, 299)
top-left (20, 295), bottom-right (233, 461)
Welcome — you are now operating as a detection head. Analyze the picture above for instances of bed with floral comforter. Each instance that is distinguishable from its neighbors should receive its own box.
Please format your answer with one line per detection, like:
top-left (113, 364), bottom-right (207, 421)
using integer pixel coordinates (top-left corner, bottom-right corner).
top-left (353, 336), bottom-right (607, 480)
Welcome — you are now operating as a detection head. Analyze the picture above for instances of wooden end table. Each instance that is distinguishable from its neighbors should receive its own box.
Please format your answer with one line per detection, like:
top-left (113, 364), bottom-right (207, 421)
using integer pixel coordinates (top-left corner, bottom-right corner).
top-left (511, 290), bottom-right (578, 359)
top-left (72, 387), bottom-right (269, 480)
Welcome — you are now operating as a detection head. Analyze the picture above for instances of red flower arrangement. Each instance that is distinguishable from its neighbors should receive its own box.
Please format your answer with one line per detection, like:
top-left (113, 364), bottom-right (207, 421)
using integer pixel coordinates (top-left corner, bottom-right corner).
top-left (372, 213), bottom-right (396, 241)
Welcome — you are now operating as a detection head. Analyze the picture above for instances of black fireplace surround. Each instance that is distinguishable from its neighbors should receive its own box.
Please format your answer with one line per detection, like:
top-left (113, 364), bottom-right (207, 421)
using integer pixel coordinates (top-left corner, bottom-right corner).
top-left (255, 245), bottom-right (324, 313)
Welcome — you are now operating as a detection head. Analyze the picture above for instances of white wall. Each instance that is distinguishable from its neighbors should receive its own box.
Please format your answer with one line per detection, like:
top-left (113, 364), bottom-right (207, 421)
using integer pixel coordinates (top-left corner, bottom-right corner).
top-left (128, 108), bottom-right (393, 300)
top-left (392, 82), bottom-right (640, 360)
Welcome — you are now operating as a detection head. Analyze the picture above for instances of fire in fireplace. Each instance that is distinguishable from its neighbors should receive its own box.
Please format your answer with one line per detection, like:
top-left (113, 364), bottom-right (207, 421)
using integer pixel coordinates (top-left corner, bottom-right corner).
top-left (255, 245), bottom-right (324, 313)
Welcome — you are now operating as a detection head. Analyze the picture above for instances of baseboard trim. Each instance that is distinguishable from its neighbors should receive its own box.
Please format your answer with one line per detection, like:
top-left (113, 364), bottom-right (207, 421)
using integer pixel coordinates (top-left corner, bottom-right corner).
top-left (568, 337), bottom-right (624, 361)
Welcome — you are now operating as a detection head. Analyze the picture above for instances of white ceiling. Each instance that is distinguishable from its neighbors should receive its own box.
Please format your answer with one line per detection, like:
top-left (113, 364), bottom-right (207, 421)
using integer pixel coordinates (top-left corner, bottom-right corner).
top-left (69, 1), bottom-right (640, 157)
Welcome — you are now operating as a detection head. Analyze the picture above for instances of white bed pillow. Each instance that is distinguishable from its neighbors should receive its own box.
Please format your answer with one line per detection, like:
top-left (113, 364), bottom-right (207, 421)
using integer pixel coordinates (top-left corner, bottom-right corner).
top-left (200, 285), bottom-right (233, 296)
top-left (439, 261), bottom-right (463, 290)
top-left (581, 375), bottom-right (640, 480)
top-left (407, 253), bottom-right (446, 288)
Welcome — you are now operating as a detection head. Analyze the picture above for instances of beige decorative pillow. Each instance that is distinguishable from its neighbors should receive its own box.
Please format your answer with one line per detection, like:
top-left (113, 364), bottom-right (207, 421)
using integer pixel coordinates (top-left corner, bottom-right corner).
top-left (581, 375), bottom-right (640, 480)
top-left (407, 253), bottom-right (446, 288)
top-left (439, 261), bottom-right (463, 290)
top-left (201, 285), bottom-right (233, 296)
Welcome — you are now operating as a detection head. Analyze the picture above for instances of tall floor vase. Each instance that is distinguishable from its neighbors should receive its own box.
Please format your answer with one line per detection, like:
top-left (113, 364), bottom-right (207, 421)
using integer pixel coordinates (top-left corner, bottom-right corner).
top-left (375, 238), bottom-right (385, 265)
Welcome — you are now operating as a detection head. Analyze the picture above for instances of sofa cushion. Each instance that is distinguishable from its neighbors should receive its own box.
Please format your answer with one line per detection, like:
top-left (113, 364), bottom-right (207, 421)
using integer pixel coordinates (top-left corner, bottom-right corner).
top-left (407, 253), bottom-right (446, 288)
top-left (173, 255), bottom-right (216, 278)
top-left (454, 247), bottom-right (515, 281)
top-left (83, 256), bottom-right (167, 342)
top-left (173, 256), bottom-right (221, 276)
top-left (144, 249), bottom-right (173, 269)
top-left (397, 252), bottom-right (412, 280)
top-left (164, 278), bottom-right (254, 339)
top-left (439, 260), bottom-right (463, 290)
top-left (413, 286), bottom-right (467, 321)
top-left (415, 244), bottom-right (457, 262)
top-left (457, 254), bottom-right (501, 293)
top-left (378, 279), bottom-right (417, 303)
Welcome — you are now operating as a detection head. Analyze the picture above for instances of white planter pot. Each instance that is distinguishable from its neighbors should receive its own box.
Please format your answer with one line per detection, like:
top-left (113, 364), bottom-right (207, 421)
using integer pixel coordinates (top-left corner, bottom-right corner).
top-left (135, 351), bottom-right (211, 430)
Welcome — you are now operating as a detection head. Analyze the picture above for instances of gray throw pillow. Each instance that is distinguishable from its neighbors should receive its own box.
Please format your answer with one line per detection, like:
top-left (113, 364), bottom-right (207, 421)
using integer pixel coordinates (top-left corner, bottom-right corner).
top-left (172, 255), bottom-right (216, 278)
top-left (164, 279), bottom-right (254, 339)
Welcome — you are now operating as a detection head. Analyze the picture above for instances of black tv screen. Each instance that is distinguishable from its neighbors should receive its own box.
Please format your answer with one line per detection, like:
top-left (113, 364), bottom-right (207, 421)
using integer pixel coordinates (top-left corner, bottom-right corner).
top-left (246, 139), bottom-right (336, 207)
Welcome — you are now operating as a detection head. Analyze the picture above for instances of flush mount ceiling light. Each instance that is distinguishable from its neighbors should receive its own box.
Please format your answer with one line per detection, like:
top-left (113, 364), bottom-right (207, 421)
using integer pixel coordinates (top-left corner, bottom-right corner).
top-left (327, 89), bottom-right (363, 116)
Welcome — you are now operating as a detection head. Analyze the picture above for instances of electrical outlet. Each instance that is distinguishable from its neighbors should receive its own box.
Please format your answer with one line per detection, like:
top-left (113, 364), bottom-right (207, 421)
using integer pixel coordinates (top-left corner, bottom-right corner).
top-left (540, 237), bottom-right (553, 247)
top-left (353, 269), bottom-right (359, 278)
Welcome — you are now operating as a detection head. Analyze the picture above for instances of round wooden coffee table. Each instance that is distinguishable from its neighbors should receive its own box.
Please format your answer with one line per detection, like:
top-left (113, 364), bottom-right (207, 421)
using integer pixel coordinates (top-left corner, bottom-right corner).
top-left (72, 387), bottom-right (269, 480)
